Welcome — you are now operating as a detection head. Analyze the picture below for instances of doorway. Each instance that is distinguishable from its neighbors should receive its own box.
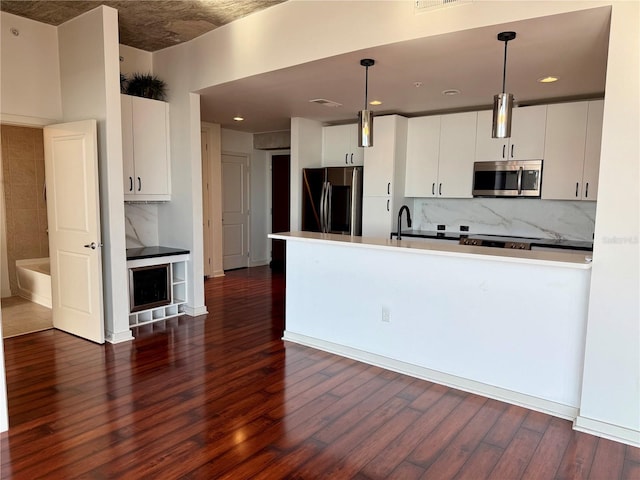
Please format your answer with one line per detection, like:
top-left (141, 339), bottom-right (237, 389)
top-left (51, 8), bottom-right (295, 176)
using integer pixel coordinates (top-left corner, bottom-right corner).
top-left (270, 154), bottom-right (290, 271)
top-left (0, 125), bottom-right (53, 338)
top-left (221, 153), bottom-right (250, 270)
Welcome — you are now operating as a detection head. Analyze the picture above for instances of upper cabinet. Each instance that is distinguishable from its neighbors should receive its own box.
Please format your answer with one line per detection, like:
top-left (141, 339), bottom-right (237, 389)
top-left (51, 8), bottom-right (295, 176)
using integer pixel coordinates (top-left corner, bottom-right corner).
top-left (475, 105), bottom-right (547, 162)
top-left (361, 115), bottom-right (408, 238)
top-left (405, 111), bottom-right (477, 198)
top-left (405, 116), bottom-right (440, 197)
top-left (121, 94), bottom-right (171, 202)
top-left (322, 124), bottom-right (364, 167)
top-left (542, 100), bottom-right (603, 201)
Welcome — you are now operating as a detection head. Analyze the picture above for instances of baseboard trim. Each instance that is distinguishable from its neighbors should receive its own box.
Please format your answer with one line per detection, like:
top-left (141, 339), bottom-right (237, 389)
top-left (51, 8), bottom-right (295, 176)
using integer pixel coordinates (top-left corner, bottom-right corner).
top-left (283, 331), bottom-right (578, 421)
top-left (1, 288), bottom-right (12, 298)
top-left (250, 260), bottom-right (270, 267)
top-left (106, 330), bottom-right (134, 344)
top-left (212, 270), bottom-right (225, 278)
top-left (574, 415), bottom-right (640, 447)
top-left (183, 305), bottom-right (208, 317)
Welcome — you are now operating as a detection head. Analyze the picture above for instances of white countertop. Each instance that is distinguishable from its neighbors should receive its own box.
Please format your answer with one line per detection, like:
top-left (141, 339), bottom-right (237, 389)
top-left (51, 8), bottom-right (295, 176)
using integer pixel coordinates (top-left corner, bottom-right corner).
top-left (269, 231), bottom-right (592, 269)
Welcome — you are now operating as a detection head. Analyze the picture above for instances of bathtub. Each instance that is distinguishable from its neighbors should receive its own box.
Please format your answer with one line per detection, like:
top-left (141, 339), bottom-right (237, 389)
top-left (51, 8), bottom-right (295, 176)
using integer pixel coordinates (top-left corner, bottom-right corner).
top-left (16, 258), bottom-right (52, 308)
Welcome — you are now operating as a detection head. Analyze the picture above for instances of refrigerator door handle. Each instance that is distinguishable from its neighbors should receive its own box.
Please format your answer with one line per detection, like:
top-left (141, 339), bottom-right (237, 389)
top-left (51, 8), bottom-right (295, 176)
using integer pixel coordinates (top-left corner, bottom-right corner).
top-left (350, 169), bottom-right (358, 235)
top-left (326, 183), bottom-right (333, 233)
top-left (319, 182), bottom-right (326, 232)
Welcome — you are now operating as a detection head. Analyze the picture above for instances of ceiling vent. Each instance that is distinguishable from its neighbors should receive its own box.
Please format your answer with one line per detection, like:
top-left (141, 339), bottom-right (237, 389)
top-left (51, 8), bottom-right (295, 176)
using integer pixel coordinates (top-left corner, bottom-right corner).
top-left (309, 98), bottom-right (343, 108)
top-left (415, 0), bottom-right (472, 13)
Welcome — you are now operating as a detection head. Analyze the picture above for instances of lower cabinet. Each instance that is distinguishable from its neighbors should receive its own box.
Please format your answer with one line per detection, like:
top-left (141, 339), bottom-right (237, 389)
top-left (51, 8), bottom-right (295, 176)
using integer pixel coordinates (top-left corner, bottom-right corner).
top-left (126, 255), bottom-right (188, 328)
top-left (362, 196), bottom-right (393, 238)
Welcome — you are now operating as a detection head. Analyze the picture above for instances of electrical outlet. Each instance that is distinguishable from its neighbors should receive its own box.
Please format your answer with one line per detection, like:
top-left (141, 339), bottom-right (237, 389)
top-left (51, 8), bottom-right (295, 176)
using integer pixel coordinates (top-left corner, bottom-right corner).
top-left (382, 306), bottom-right (391, 323)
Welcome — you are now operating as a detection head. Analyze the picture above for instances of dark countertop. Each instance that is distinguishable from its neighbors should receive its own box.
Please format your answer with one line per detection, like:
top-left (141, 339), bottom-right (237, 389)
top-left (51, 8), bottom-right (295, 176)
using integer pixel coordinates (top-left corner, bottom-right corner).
top-left (390, 230), bottom-right (593, 251)
top-left (126, 246), bottom-right (190, 260)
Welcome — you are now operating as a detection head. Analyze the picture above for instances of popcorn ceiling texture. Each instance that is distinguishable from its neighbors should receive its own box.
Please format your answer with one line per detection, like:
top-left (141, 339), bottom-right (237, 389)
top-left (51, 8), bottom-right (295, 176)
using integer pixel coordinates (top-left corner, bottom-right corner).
top-left (0, 0), bottom-right (286, 51)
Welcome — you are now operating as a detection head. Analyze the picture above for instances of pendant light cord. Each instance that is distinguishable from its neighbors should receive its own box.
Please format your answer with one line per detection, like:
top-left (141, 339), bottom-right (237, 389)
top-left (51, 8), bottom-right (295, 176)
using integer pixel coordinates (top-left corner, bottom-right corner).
top-left (364, 65), bottom-right (369, 109)
top-left (502, 39), bottom-right (508, 94)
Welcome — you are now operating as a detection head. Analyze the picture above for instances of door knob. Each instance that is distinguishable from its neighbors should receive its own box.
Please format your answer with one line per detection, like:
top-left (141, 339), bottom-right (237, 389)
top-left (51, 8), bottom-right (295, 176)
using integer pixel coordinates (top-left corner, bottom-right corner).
top-left (83, 242), bottom-right (102, 249)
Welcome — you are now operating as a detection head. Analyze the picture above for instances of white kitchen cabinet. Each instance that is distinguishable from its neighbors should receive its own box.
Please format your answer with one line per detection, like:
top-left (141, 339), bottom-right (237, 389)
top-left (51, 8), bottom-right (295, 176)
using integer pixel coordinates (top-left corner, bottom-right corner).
top-left (405, 116), bottom-right (441, 197)
top-left (322, 123), bottom-right (363, 166)
top-left (404, 112), bottom-right (476, 198)
top-left (121, 94), bottom-right (171, 201)
top-left (542, 100), bottom-right (603, 201)
top-left (475, 105), bottom-right (547, 162)
top-left (362, 115), bottom-right (408, 238)
top-left (361, 196), bottom-right (393, 238)
top-left (437, 111), bottom-right (477, 198)
top-left (583, 100), bottom-right (604, 200)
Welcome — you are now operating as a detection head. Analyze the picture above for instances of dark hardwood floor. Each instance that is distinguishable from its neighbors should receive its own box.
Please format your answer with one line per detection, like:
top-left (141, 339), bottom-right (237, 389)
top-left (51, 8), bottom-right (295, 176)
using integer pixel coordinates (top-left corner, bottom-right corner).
top-left (1, 266), bottom-right (638, 479)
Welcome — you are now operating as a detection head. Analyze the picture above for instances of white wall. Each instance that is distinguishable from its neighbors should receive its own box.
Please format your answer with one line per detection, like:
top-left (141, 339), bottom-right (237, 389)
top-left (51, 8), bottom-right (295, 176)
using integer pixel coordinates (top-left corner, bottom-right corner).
top-left (58, 6), bottom-right (131, 343)
top-left (576, 1), bottom-right (640, 446)
top-left (250, 148), bottom-right (270, 266)
top-left (0, 12), bottom-right (62, 125)
top-left (119, 44), bottom-right (152, 78)
top-left (289, 117), bottom-right (323, 230)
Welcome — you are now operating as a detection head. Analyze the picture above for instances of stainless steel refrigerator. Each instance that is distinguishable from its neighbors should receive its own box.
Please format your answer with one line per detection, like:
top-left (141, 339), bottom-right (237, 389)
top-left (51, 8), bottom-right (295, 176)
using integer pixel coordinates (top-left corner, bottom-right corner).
top-left (302, 167), bottom-right (363, 235)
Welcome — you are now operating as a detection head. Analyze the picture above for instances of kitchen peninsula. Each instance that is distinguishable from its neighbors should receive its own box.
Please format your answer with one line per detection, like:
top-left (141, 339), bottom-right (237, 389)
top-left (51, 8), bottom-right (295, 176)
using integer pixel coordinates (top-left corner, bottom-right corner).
top-left (269, 231), bottom-right (592, 421)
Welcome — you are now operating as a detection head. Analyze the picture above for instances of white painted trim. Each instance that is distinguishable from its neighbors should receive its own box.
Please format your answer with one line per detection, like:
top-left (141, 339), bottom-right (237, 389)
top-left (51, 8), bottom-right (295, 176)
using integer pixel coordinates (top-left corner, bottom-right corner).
top-left (212, 270), bottom-right (225, 277)
top-left (183, 305), bottom-right (208, 316)
top-left (283, 331), bottom-right (579, 421)
top-left (0, 114), bottom-right (58, 127)
top-left (250, 259), bottom-right (270, 267)
top-left (0, 288), bottom-right (11, 298)
top-left (105, 330), bottom-right (134, 344)
top-left (574, 415), bottom-right (640, 448)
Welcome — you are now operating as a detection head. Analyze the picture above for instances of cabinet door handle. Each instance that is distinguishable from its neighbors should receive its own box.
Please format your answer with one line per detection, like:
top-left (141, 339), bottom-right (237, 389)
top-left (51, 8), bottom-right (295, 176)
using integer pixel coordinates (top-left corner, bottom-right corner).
top-left (585, 182), bottom-right (589, 198)
top-left (387, 182), bottom-right (391, 195)
top-left (129, 176), bottom-right (133, 192)
top-left (345, 153), bottom-right (348, 165)
top-left (432, 183), bottom-right (435, 195)
top-left (575, 182), bottom-right (579, 197)
top-left (138, 177), bottom-right (142, 192)
top-left (386, 199), bottom-right (390, 212)
top-left (510, 144), bottom-right (514, 158)
top-left (502, 145), bottom-right (506, 159)
top-left (439, 183), bottom-right (442, 196)
top-left (350, 153), bottom-right (354, 164)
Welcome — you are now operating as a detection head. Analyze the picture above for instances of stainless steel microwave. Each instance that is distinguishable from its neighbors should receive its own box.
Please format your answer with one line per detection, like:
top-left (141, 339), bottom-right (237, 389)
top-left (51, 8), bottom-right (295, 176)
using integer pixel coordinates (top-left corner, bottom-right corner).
top-left (472, 160), bottom-right (543, 197)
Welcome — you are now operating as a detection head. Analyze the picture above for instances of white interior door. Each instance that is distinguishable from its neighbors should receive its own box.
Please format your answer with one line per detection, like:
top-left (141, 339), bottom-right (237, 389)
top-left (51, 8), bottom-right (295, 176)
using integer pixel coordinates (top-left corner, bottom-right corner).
top-left (44, 120), bottom-right (104, 344)
top-left (222, 154), bottom-right (249, 270)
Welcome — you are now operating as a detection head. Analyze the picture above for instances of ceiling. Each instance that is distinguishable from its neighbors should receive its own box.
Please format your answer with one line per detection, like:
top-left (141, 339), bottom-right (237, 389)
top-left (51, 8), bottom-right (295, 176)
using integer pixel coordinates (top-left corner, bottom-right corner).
top-left (1, 2), bottom-right (611, 134)
top-left (198, 6), bottom-right (611, 133)
top-left (0, 0), bottom-right (287, 51)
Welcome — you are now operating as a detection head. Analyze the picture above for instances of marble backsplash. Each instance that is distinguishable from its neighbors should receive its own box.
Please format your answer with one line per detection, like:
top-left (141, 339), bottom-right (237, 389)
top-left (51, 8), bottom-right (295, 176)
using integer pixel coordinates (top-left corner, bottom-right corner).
top-left (412, 198), bottom-right (596, 241)
top-left (125, 204), bottom-right (159, 247)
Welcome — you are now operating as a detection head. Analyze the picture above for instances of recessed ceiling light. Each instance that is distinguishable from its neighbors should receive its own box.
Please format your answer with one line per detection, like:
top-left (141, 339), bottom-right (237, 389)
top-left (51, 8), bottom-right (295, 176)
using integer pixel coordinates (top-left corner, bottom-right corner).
top-left (369, 100), bottom-right (382, 106)
top-left (442, 89), bottom-right (460, 96)
top-left (537, 76), bottom-right (559, 83)
top-left (233, 116), bottom-right (244, 122)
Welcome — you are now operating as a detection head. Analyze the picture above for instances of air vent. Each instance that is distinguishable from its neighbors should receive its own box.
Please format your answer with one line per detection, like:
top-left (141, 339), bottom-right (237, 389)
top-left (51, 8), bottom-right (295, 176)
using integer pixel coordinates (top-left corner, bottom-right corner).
top-left (309, 98), bottom-right (343, 108)
top-left (415, 0), bottom-right (472, 12)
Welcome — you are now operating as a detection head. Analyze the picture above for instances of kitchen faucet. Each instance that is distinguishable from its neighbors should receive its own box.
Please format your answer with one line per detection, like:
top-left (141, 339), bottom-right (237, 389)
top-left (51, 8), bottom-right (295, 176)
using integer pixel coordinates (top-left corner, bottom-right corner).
top-left (397, 205), bottom-right (412, 241)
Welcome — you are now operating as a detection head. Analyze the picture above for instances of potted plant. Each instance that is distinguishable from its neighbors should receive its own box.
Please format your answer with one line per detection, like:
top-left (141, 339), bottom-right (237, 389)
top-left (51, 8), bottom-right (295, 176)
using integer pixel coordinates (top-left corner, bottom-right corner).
top-left (125, 73), bottom-right (167, 101)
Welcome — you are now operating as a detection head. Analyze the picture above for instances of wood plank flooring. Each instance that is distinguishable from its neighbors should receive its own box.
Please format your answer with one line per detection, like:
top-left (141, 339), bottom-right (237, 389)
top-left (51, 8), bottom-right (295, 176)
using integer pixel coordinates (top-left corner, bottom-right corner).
top-left (1, 266), bottom-right (638, 479)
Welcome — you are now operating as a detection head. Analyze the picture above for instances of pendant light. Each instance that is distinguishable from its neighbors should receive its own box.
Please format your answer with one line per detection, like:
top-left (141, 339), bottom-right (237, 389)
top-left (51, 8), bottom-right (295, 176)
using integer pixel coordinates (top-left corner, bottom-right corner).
top-left (358, 59), bottom-right (375, 147)
top-left (492, 31), bottom-right (516, 138)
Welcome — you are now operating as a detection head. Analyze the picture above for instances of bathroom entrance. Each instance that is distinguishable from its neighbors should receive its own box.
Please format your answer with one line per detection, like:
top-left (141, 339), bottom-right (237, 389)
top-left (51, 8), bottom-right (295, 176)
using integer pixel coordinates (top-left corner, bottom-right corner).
top-left (0, 124), bottom-right (53, 338)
